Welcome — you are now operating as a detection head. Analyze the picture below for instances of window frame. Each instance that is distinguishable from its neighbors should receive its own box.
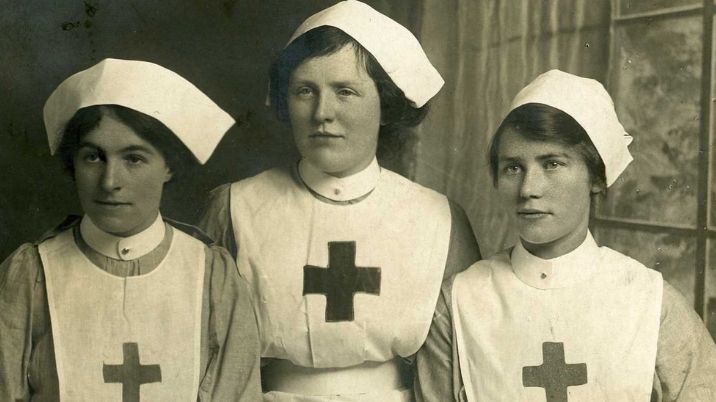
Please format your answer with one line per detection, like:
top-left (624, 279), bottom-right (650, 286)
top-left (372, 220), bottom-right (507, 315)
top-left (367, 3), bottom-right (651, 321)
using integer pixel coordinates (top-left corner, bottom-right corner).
top-left (594, 0), bottom-right (714, 319)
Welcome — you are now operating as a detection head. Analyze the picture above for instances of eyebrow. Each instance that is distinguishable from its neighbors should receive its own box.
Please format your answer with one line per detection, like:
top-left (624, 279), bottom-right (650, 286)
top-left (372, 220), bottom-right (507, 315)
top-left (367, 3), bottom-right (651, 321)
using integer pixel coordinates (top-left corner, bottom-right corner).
top-left (499, 151), bottom-right (571, 160)
top-left (290, 78), bottom-right (366, 88)
top-left (330, 80), bottom-right (363, 88)
top-left (78, 141), bottom-right (157, 154)
top-left (497, 156), bottom-right (521, 164)
top-left (535, 152), bottom-right (571, 160)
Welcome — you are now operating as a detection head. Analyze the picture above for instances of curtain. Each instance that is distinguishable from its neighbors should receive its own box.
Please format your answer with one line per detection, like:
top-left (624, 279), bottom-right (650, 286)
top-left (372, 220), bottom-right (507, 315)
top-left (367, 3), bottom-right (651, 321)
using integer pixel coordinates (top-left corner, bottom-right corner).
top-left (412, 0), bottom-right (612, 256)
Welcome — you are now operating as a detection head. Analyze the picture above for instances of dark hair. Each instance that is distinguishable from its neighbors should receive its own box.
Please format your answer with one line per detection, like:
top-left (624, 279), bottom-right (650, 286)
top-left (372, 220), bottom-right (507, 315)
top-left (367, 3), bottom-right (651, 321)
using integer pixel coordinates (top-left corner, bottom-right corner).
top-left (269, 26), bottom-right (428, 159)
top-left (57, 104), bottom-right (196, 181)
top-left (488, 103), bottom-right (606, 192)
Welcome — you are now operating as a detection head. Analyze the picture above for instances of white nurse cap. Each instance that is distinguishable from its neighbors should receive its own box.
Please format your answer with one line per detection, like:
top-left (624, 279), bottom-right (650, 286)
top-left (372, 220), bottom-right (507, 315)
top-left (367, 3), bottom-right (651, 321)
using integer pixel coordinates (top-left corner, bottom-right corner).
top-left (287, 0), bottom-right (444, 108)
top-left (43, 58), bottom-right (235, 165)
top-left (509, 69), bottom-right (633, 187)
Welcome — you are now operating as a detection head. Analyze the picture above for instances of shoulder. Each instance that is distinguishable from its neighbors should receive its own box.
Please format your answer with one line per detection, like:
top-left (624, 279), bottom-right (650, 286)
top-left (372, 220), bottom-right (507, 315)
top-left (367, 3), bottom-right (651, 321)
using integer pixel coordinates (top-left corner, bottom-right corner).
top-left (230, 166), bottom-right (299, 209)
top-left (660, 280), bottom-right (697, 322)
top-left (203, 242), bottom-right (237, 273)
top-left (206, 166), bottom-right (296, 205)
top-left (36, 215), bottom-right (82, 243)
top-left (202, 242), bottom-right (253, 298)
top-left (381, 168), bottom-right (447, 202)
top-left (598, 245), bottom-right (664, 283)
top-left (166, 219), bottom-right (215, 246)
top-left (2, 216), bottom-right (86, 289)
top-left (379, 169), bottom-right (449, 221)
top-left (232, 165), bottom-right (295, 194)
top-left (452, 251), bottom-right (510, 289)
top-left (2, 242), bottom-right (42, 268)
top-left (1, 242), bottom-right (45, 294)
top-left (205, 182), bottom-right (232, 207)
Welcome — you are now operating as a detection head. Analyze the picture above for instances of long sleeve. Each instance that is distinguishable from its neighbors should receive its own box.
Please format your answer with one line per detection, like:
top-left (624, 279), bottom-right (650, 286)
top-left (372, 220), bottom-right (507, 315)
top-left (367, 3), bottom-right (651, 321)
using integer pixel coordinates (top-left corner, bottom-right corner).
top-left (198, 184), bottom-right (237, 259)
top-left (443, 200), bottom-right (481, 280)
top-left (413, 201), bottom-right (478, 401)
top-left (414, 277), bottom-right (465, 402)
top-left (654, 281), bottom-right (716, 401)
top-left (198, 245), bottom-right (261, 401)
top-left (0, 243), bottom-right (44, 401)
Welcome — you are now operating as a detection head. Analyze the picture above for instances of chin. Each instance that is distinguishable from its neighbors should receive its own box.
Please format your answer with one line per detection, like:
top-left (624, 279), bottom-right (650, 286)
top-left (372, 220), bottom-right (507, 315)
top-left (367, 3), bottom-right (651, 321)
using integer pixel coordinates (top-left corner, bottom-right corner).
top-left (305, 154), bottom-right (350, 175)
top-left (90, 215), bottom-right (138, 237)
top-left (518, 229), bottom-right (560, 249)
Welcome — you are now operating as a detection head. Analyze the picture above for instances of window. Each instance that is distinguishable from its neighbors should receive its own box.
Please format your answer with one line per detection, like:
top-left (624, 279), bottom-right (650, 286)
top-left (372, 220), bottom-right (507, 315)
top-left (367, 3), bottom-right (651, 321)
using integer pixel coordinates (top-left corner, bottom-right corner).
top-left (594, 0), bottom-right (715, 338)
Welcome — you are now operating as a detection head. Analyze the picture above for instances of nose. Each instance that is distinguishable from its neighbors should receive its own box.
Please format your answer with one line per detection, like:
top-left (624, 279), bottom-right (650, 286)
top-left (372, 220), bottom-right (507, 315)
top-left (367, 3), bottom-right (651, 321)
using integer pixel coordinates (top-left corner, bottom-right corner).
top-left (312, 92), bottom-right (336, 123)
top-left (519, 167), bottom-right (544, 199)
top-left (99, 159), bottom-right (122, 192)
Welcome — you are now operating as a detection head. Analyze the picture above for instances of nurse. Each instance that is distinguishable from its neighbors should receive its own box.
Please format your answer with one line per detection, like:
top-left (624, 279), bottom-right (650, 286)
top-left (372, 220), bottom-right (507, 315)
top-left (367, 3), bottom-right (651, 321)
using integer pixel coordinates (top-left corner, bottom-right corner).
top-left (199, 1), bottom-right (480, 401)
top-left (415, 70), bottom-right (716, 401)
top-left (0, 58), bottom-right (261, 401)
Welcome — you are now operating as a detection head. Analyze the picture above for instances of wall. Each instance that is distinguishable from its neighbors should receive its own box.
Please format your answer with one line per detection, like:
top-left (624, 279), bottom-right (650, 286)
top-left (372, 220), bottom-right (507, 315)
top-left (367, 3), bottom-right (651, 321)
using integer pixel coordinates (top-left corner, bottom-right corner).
top-left (0, 0), bottom-right (418, 260)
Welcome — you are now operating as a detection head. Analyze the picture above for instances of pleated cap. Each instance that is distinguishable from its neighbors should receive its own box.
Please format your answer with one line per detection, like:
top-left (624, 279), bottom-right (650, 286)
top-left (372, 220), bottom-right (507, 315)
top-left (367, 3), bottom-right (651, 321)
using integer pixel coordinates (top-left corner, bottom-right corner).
top-left (287, 0), bottom-right (444, 108)
top-left (509, 69), bottom-right (633, 187)
top-left (44, 58), bottom-right (235, 164)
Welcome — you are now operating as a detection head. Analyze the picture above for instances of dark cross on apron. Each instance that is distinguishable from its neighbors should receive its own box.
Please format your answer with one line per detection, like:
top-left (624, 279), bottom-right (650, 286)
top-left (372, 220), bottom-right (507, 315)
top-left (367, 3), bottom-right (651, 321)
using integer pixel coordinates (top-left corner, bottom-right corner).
top-left (303, 241), bottom-right (381, 322)
top-left (103, 342), bottom-right (162, 402)
top-left (522, 342), bottom-right (588, 402)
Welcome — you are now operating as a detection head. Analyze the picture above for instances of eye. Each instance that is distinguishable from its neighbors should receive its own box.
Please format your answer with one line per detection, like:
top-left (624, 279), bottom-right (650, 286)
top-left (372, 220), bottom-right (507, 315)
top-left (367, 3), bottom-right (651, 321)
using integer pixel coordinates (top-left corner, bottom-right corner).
top-left (294, 86), bottom-right (315, 98)
top-left (78, 149), bottom-right (102, 163)
top-left (502, 164), bottom-right (522, 175)
top-left (337, 88), bottom-right (358, 97)
top-left (125, 154), bottom-right (147, 165)
top-left (85, 152), bottom-right (100, 163)
top-left (544, 160), bottom-right (565, 170)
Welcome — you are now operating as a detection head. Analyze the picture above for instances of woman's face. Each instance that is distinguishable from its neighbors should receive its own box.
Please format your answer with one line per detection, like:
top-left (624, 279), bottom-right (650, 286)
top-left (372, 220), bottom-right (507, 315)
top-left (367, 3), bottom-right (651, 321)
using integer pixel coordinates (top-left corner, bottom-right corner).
top-left (288, 45), bottom-right (382, 177)
top-left (74, 112), bottom-right (172, 237)
top-left (496, 128), bottom-right (601, 259)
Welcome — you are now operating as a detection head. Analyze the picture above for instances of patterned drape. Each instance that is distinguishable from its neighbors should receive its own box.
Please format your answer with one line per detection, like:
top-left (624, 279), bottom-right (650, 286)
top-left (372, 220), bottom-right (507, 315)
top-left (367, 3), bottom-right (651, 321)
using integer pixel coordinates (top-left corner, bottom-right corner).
top-left (412, 0), bottom-right (612, 256)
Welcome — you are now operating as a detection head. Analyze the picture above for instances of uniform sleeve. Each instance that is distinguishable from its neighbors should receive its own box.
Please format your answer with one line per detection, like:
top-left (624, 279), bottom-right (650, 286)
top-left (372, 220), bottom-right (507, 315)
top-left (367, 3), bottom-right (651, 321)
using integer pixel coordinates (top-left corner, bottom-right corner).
top-left (414, 200), bottom-right (478, 401)
top-left (654, 281), bottom-right (716, 401)
top-left (198, 245), bottom-right (261, 402)
top-left (0, 243), bottom-right (43, 401)
top-left (443, 200), bottom-right (481, 280)
top-left (198, 184), bottom-right (237, 259)
top-left (415, 277), bottom-right (465, 402)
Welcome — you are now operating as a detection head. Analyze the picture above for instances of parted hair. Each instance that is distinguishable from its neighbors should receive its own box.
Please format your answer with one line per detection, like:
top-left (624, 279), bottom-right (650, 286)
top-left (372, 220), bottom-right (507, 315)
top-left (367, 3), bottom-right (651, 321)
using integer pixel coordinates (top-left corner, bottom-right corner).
top-left (269, 26), bottom-right (429, 159)
top-left (488, 103), bottom-right (607, 192)
top-left (57, 104), bottom-right (196, 181)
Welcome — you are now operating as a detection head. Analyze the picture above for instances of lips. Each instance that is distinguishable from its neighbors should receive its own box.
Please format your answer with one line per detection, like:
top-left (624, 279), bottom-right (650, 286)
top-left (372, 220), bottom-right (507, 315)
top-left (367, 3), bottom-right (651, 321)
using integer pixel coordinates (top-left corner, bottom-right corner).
top-left (310, 131), bottom-right (344, 139)
top-left (94, 200), bottom-right (131, 207)
top-left (517, 208), bottom-right (550, 219)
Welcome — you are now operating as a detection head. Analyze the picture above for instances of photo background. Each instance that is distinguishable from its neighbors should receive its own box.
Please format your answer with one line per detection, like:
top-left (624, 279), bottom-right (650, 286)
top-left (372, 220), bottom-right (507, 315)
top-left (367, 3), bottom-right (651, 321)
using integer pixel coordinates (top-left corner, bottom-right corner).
top-left (2, 0), bottom-right (714, 338)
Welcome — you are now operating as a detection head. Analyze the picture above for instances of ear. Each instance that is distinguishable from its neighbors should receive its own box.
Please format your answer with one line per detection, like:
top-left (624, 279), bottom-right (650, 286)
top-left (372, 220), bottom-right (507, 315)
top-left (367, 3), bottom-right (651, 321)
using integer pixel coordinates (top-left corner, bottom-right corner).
top-left (163, 166), bottom-right (174, 184)
top-left (590, 180), bottom-right (605, 194)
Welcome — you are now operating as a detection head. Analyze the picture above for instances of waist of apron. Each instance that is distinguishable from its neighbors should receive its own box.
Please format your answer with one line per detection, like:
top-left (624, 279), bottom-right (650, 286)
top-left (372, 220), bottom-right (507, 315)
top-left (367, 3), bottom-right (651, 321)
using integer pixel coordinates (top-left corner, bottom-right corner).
top-left (263, 358), bottom-right (410, 398)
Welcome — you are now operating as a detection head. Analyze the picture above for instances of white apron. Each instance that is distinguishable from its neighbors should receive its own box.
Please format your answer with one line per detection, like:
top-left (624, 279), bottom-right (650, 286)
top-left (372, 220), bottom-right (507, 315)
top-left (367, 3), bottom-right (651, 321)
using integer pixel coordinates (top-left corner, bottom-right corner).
top-left (39, 228), bottom-right (205, 402)
top-left (453, 234), bottom-right (663, 402)
top-left (231, 166), bottom-right (452, 401)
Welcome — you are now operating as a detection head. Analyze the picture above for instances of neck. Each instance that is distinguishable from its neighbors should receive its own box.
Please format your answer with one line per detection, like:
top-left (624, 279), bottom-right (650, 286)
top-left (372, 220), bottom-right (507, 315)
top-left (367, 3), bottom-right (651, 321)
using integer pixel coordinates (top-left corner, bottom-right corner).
top-left (298, 157), bottom-right (380, 202)
top-left (80, 213), bottom-right (165, 260)
top-left (325, 158), bottom-right (374, 178)
top-left (521, 226), bottom-right (589, 259)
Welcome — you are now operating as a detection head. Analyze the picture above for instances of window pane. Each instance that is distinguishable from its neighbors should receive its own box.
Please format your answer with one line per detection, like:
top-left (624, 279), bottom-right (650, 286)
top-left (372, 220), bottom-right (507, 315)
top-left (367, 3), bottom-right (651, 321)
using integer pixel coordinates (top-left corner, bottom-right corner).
top-left (707, 239), bottom-right (716, 339)
top-left (710, 16), bottom-right (716, 228)
top-left (597, 15), bottom-right (701, 226)
top-left (617, 0), bottom-right (700, 16)
top-left (592, 226), bottom-right (696, 305)
top-left (708, 138), bottom-right (716, 229)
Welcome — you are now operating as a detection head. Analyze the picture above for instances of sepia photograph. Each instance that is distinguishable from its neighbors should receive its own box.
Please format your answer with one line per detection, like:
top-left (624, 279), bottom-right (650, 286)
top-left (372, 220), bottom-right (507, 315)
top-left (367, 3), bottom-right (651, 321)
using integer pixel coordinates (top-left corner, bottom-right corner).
top-left (1, 0), bottom-right (715, 400)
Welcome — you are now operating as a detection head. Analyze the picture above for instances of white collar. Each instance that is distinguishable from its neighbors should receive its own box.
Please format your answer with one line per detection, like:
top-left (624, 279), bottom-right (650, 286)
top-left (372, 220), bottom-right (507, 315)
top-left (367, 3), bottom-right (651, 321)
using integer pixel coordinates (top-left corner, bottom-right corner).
top-left (298, 157), bottom-right (381, 202)
top-left (80, 213), bottom-right (166, 261)
top-left (511, 231), bottom-right (601, 289)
